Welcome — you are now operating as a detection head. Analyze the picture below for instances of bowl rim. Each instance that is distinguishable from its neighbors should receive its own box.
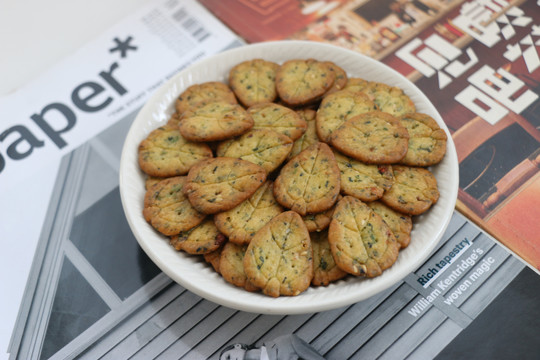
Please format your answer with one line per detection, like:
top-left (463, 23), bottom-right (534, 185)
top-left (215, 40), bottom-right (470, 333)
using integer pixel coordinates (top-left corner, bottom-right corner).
top-left (119, 40), bottom-right (459, 314)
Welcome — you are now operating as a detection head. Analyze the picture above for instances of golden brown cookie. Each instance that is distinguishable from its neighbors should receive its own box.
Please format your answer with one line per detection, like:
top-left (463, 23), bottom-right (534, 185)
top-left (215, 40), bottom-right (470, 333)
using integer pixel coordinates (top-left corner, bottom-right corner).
top-left (324, 61), bottom-right (348, 95)
top-left (316, 89), bottom-right (377, 142)
top-left (143, 176), bottom-right (206, 236)
top-left (220, 242), bottom-right (259, 291)
top-left (381, 165), bottom-right (439, 215)
top-left (301, 194), bottom-right (341, 233)
top-left (179, 101), bottom-right (254, 142)
top-left (276, 59), bottom-right (336, 106)
top-left (368, 201), bottom-right (413, 249)
top-left (216, 129), bottom-right (293, 173)
top-left (356, 80), bottom-right (416, 116)
top-left (175, 81), bottom-right (237, 114)
top-left (342, 77), bottom-right (370, 93)
top-left (214, 181), bottom-right (283, 245)
top-left (399, 113), bottom-right (447, 167)
top-left (311, 230), bottom-right (348, 286)
top-left (330, 111), bottom-right (409, 164)
top-left (302, 211), bottom-right (332, 233)
top-left (229, 59), bottom-right (279, 107)
top-left (145, 176), bottom-right (165, 190)
top-left (166, 112), bottom-right (182, 127)
top-left (138, 125), bottom-right (213, 177)
top-left (334, 151), bottom-right (394, 202)
top-left (204, 247), bottom-right (223, 274)
top-left (183, 157), bottom-right (267, 214)
top-left (244, 211), bottom-right (313, 297)
top-left (169, 219), bottom-right (227, 255)
top-left (328, 196), bottom-right (400, 277)
top-left (274, 142), bottom-right (340, 216)
top-left (288, 108), bottom-right (320, 160)
top-left (345, 78), bottom-right (416, 116)
top-left (248, 103), bottom-right (307, 141)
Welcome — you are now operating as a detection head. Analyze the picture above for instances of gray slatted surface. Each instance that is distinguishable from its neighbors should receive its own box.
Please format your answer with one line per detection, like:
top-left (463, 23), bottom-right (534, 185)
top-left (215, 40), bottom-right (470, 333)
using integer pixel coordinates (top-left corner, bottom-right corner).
top-left (73, 211), bottom-right (526, 360)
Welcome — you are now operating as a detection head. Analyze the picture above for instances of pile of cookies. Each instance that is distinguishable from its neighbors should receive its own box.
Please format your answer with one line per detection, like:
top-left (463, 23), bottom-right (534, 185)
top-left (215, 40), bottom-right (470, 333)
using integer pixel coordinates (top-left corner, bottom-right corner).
top-left (138, 58), bottom-right (447, 298)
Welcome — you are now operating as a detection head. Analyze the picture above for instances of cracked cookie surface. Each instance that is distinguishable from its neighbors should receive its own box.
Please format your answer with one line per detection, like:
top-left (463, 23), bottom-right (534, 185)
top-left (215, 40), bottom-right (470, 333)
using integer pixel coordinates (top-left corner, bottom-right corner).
top-left (169, 219), bottom-right (227, 255)
top-left (143, 176), bottom-right (206, 236)
top-left (381, 165), bottom-right (439, 215)
top-left (276, 59), bottom-right (336, 106)
top-left (330, 111), bottom-right (409, 164)
top-left (334, 151), bottom-right (394, 202)
top-left (138, 125), bottom-right (213, 177)
top-left (175, 81), bottom-right (237, 114)
top-left (399, 113), bottom-right (447, 167)
top-left (243, 211), bottom-right (313, 297)
top-left (214, 181), bottom-right (283, 245)
top-left (274, 142), bottom-right (340, 216)
top-left (183, 157), bottom-right (267, 214)
top-left (216, 129), bottom-right (293, 173)
top-left (248, 103), bottom-right (307, 141)
top-left (179, 101), bottom-right (254, 142)
top-left (344, 79), bottom-right (415, 116)
top-left (316, 89), bottom-right (376, 143)
top-left (368, 201), bottom-right (413, 249)
top-left (328, 196), bottom-right (400, 277)
top-left (229, 59), bottom-right (279, 107)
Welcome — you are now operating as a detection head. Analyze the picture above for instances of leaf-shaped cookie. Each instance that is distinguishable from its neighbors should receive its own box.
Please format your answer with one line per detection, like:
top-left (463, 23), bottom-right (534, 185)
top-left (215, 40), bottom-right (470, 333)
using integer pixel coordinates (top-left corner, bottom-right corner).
top-left (183, 157), bottom-right (267, 214)
top-left (323, 61), bottom-right (348, 96)
top-left (219, 242), bottom-right (259, 292)
top-left (179, 101), bottom-right (254, 142)
top-left (143, 176), bottom-right (206, 236)
top-left (169, 219), bottom-right (227, 255)
top-left (344, 79), bottom-right (416, 116)
top-left (368, 201), bottom-right (413, 249)
top-left (328, 196), bottom-right (400, 278)
top-left (311, 230), bottom-right (348, 286)
top-left (399, 113), bottom-right (447, 167)
top-left (248, 103), bottom-right (307, 141)
top-left (276, 59), bottom-right (336, 106)
top-left (244, 211), bottom-right (313, 297)
top-left (334, 151), bottom-right (394, 202)
top-left (316, 89), bottom-right (376, 142)
top-left (214, 181), bottom-right (283, 245)
top-left (216, 129), bottom-right (293, 173)
top-left (330, 111), bottom-right (409, 164)
top-left (274, 142), bottom-right (340, 216)
top-left (138, 125), bottom-right (213, 177)
top-left (381, 165), bottom-right (439, 215)
top-left (364, 82), bottom-right (416, 117)
top-left (229, 59), bottom-right (279, 107)
top-left (175, 81), bottom-right (237, 114)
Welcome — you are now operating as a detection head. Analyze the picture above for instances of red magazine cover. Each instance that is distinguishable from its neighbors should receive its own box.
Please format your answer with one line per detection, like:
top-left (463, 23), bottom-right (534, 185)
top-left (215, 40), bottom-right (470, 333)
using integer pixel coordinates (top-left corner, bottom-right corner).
top-left (200, 0), bottom-right (540, 269)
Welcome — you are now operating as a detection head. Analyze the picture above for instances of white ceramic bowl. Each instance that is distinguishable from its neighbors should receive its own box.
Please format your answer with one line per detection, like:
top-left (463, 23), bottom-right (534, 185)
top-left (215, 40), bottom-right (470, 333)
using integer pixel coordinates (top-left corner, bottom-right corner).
top-left (119, 40), bottom-right (459, 314)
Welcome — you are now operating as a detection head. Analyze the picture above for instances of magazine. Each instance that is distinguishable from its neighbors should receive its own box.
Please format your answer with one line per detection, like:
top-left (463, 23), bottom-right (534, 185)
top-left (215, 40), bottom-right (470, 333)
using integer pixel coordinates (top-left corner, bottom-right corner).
top-left (200, 0), bottom-right (540, 272)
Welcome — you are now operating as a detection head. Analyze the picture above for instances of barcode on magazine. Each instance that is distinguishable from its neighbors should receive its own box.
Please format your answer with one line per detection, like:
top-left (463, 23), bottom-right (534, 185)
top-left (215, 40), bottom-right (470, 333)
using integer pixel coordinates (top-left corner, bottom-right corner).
top-left (172, 8), bottom-right (210, 42)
